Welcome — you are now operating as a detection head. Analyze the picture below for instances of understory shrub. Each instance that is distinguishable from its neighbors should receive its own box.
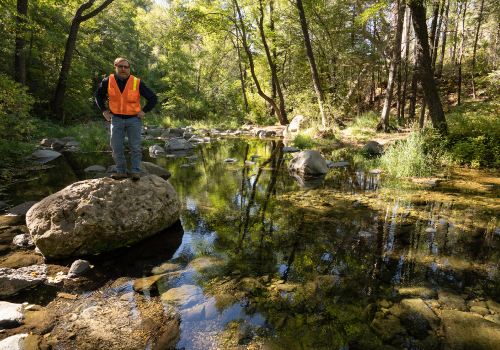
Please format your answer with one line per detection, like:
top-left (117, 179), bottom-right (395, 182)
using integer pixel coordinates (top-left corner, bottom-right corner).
top-left (441, 101), bottom-right (500, 167)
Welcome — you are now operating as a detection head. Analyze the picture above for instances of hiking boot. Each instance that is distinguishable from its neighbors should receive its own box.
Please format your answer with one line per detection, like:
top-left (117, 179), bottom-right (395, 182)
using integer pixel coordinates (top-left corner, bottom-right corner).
top-left (111, 172), bottom-right (128, 180)
top-left (131, 173), bottom-right (140, 181)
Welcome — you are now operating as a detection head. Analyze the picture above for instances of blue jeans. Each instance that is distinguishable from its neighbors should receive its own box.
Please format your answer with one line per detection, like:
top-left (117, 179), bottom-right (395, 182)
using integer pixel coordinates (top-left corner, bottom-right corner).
top-left (110, 116), bottom-right (142, 174)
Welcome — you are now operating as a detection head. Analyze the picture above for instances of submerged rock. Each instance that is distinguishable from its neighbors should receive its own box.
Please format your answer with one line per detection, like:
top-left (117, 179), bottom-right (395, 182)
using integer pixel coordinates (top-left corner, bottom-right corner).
top-left (442, 309), bottom-right (500, 350)
top-left (7, 201), bottom-right (39, 217)
top-left (26, 175), bottom-right (181, 259)
top-left (288, 150), bottom-right (328, 174)
top-left (32, 150), bottom-right (61, 163)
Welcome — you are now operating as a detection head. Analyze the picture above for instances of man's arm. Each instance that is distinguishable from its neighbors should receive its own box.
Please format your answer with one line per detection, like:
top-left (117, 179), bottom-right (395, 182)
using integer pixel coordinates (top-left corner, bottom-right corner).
top-left (139, 81), bottom-right (158, 113)
top-left (94, 76), bottom-right (110, 111)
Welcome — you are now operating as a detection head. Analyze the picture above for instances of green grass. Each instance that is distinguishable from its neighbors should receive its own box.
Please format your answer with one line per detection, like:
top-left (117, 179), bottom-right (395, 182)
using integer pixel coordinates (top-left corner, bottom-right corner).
top-left (373, 131), bottom-right (434, 178)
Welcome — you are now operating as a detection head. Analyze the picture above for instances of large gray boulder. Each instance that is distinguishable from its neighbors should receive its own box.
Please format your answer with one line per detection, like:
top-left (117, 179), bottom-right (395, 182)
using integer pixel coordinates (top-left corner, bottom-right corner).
top-left (362, 141), bottom-right (384, 156)
top-left (26, 175), bottom-right (181, 259)
top-left (0, 265), bottom-right (48, 297)
top-left (0, 334), bottom-right (28, 350)
top-left (165, 138), bottom-right (194, 151)
top-left (32, 149), bottom-right (61, 163)
top-left (284, 115), bottom-right (305, 137)
top-left (288, 150), bottom-right (328, 174)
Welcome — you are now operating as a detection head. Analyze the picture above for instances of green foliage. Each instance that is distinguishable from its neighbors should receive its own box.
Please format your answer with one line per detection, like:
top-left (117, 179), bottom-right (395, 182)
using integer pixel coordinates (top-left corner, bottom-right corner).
top-left (61, 123), bottom-right (111, 152)
top-left (437, 102), bottom-right (500, 167)
top-left (376, 131), bottom-right (434, 178)
top-left (0, 74), bottom-right (38, 142)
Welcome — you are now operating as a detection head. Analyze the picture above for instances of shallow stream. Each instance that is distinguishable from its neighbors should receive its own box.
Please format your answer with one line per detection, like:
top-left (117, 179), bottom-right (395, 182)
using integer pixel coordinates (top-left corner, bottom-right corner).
top-left (2, 137), bottom-right (500, 349)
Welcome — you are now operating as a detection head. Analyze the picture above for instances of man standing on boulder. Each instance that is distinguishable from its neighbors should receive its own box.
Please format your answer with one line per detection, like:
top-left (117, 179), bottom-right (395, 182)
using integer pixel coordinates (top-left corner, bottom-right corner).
top-left (95, 58), bottom-right (157, 181)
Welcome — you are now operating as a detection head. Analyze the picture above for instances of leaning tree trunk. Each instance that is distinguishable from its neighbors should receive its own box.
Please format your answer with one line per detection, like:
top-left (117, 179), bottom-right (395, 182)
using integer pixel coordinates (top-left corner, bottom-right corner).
top-left (452, 2), bottom-right (462, 64)
top-left (432, 0), bottom-right (446, 70)
top-left (471, 0), bottom-right (485, 99)
top-left (14, 0), bottom-right (28, 86)
top-left (457, 0), bottom-right (467, 106)
top-left (377, 0), bottom-right (405, 132)
top-left (232, 16), bottom-right (248, 112)
top-left (258, 0), bottom-right (288, 124)
top-left (233, 0), bottom-right (285, 125)
top-left (409, 0), bottom-right (448, 135)
top-left (296, 0), bottom-right (327, 128)
top-left (52, 0), bottom-right (114, 120)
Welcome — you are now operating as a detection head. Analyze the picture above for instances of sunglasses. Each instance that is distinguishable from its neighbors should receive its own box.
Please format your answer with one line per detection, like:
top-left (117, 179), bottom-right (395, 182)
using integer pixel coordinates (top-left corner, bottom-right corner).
top-left (115, 65), bottom-right (130, 69)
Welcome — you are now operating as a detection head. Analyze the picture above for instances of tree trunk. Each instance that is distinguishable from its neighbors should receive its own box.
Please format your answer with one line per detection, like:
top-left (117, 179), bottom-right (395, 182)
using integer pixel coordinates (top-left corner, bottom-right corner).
top-left (409, 0), bottom-right (448, 135)
top-left (471, 0), bottom-right (485, 99)
top-left (400, 6), bottom-right (411, 119)
top-left (341, 64), bottom-right (370, 110)
top-left (233, 0), bottom-right (285, 124)
top-left (419, 0), bottom-right (441, 127)
top-left (377, 0), bottom-right (405, 132)
top-left (436, 0), bottom-right (450, 78)
top-left (457, 0), bottom-right (467, 106)
top-left (232, 16), bottom-right (248, 112)
top-left (452, 2), bottom-right (461, 63)
top-left (432, 0), bottom-right (446, 70)
top-left (14, 0), bottom-right (28, 86)
top-left (296, 0), bottom-right (326, 128)
top-left (409, 43), bottom-right (419, 118)
top-left (258, 0), bottom-right (288, 123)
top-left (53, 0), bottom-right (115, 120)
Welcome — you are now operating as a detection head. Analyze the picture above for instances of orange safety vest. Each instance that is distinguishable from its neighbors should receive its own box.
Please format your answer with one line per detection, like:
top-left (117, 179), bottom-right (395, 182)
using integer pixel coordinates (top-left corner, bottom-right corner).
top-left (108, 74), bottom-right (142, 115)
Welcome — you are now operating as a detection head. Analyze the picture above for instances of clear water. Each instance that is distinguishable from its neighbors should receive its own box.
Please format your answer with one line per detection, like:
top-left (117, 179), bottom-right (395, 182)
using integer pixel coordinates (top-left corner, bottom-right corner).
top-left (2, 137), bottom-right (500, 349)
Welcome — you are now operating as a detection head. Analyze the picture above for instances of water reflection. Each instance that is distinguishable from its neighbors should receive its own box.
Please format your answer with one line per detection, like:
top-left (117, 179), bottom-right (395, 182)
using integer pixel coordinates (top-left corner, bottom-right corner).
top-left (2, 138), bottom-right (500, 349)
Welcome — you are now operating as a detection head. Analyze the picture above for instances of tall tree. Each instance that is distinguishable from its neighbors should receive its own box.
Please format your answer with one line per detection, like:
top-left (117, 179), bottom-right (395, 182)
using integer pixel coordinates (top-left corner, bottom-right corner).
top-left (377, 0), bottom-right (405, 131)
top-left (257, 0), bottom-right (288, 123)
top-left (296, 0), bottom-right (326, 128)
top-left (457, 0), bottom-right (467, 106)
top-left (409, 0), bottom-right (448, 134)
top-left (436, 0), bottom-right (450, 78)
top-left (52, 0), bottom-right (115, 120)
top-left (233, 0), bottom-right (286, 125)
top-left (471, 0), bottom-right (486, 98)
top-left (14, 0), bottom-right (28, 86)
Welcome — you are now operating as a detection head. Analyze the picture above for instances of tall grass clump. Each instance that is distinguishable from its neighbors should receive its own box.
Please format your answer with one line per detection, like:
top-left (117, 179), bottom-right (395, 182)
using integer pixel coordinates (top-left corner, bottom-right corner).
top-left (377, 131), bottom-right (433, 178)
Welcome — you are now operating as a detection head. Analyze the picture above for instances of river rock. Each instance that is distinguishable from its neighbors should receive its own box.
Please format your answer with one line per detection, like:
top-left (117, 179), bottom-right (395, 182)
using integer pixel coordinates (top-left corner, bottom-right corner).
top-left (441, 309), bottom-right (500, 349)
top-left (399, 298), bottom-right (440, 338)
top-left (84, 165), bottom-right (106, 173)
top-left (25, 175), bottom-right (181, 259)
top-left (494, 227), bottom-right (500, 236)
top-left (60, 136), bottom-right (75, 142)
top-left (0, 302), bottom-right (25, 327)
top-left (438, 288), bottom-right (467, 311)
top-left (160, 132), bottom-right (176, 139)
top-left (282, 147), bottom-right (300, 153)
top-left (398, 286), bottom-right (437, 299)
top-left (51, 139), bottom-right (65, 150)
top-left (487, 300), bottom-right (500, 314)
top-left (165, 138), bottom-right (193, 151)
top-left (161, 285), bottom-right (203, 308)
top-left (0, 201), bottom-right (9, 213)
top-left (284, 115), bottom-right (305, 137)
top-left (0, 334), bottom-right (28, 349)
top-left (32, 150), bottom-right (61, 163)
top-left (149, 144), bottom-right (165, 157)
top-left (224, 158), bottom-right (239, 163)
top-left (152, 263), bottom-right (180, 275)
top-left (67, 259), bottom-right (90, 278)
top-left (0, 265), bottom-right (48, 297)
top-left (66, 141), bottom-right (80, 147)
top-left (169, 127), bottom-right (185, 136)
top-left (40, 138), bottom-right (60, 147)
top-left (188, 136), bottom-right (205, 143)
top-left (7, 201), bottom-right (39, 216)
top-left (140, 161), bottom-right (171, 180)
top-left (328, 161), bottom-right (350, 168)
top-left (12, 234), bottom-right (34, 246)
top-left (288, 150), bottom-right (328, 174)
top-left (362, 141), bottom-right (384, 156)
top-left (371, 315), bottom-right (406, 340)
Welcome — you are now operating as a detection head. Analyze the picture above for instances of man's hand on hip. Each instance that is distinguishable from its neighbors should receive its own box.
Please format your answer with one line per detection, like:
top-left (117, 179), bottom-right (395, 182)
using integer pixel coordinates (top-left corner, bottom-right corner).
top-left (103, 110), bottom-right (113, 122)
top-left (137, 111), bottom-right (146, 119)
